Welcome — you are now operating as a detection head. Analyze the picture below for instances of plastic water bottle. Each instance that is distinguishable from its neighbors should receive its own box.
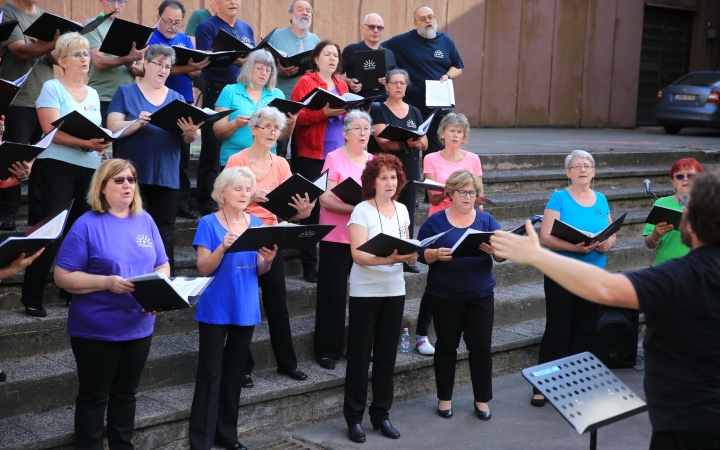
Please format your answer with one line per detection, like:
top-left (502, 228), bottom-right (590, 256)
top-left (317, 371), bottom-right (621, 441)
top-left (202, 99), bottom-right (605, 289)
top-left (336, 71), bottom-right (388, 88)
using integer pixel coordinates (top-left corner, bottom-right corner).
top-left (400, 328), bottom-right (410, 353)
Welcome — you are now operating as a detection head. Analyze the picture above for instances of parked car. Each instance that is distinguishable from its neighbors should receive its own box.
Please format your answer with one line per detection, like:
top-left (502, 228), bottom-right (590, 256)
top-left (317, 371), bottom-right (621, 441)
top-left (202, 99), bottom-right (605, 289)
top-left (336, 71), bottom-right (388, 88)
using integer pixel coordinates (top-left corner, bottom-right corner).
top-left (655, 71), bottom-right (720, 134)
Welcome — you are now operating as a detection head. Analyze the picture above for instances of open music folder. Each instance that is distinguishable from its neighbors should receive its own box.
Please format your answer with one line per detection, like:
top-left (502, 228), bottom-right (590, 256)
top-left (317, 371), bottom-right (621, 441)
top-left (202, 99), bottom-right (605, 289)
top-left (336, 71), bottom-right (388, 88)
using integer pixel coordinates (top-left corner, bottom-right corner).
top-left (425, 80), bottom-right (455, 108)
top-left (224, 223), bottom-right (335, 253)
top-left (298, 87), bottom-right (369, 111)
top-left (23, 10), bottom-right (116, 43)
top-left (550, 212), bottom-right (627, 246)
top-left (268, 98), bottom-right (305, 116)
top-left (127, 273), bottom-right (213, 312)
top-left (645, 205), bottom-right (682, 229)
top-left (211, 28), bottom-right (275, 55)
top-left (0, 127), bottom-right (59, 179)
top-left (263, 44), bottom-right (313, 78)
top-left (98, 18), bottom-right (156, 57)
top-left (0, 205), bottom-right (70, 267)
top-left (356, 232), bottom-right (447, 258)
top-left (148, 99), bottom-right (235, 135)
top-left (378, 112), bottom-right (436, 142)
top-left (330, 177), bottom-right (363, 206)
top-left (261, 171), bottom-right (328, 221)
top-left (172, 46), bottom-right (245, 69)
top-left (51, 111), bottom-right (133, 146)
top-left (0, 64), bottom-right (35, 117)
top-left (0, 11), bottom-right (19, 43)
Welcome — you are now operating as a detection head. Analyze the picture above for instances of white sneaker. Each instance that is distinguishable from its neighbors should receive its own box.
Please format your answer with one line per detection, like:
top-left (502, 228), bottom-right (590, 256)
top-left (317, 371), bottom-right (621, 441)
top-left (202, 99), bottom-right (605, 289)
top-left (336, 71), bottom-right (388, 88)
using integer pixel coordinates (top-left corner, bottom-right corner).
top-left (416, 339), bottom-right (435, 356)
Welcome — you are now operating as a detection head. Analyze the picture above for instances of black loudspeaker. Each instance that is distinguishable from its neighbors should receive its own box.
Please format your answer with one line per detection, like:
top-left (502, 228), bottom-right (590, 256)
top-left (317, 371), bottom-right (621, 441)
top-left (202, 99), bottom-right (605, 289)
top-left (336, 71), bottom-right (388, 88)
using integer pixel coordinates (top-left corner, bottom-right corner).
top-left (592, 307), bottom-right (639, 368)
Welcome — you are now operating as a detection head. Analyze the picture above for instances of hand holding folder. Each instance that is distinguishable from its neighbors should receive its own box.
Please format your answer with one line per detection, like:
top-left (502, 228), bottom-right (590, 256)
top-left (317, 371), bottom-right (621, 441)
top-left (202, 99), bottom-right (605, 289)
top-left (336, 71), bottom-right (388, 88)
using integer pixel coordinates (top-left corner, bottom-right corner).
top-left (127, 273), bottom-right (213, 312)
top-left (550, 212), bottom-right (627, 246)
top-left (260, 171), bottom-right (328, 221)
top-left (147, 100), bottom-right (235, 135)
top-left (224, 223), bottom-right (335, 253)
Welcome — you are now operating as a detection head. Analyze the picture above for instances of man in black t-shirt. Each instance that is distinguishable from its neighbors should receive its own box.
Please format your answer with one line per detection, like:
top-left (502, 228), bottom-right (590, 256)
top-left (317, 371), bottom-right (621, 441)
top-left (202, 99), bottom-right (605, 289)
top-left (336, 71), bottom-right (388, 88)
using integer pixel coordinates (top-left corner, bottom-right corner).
top-left (340, 13), bottom-right (397, 99)
top-left (489, 170), bottom-right (720, 450)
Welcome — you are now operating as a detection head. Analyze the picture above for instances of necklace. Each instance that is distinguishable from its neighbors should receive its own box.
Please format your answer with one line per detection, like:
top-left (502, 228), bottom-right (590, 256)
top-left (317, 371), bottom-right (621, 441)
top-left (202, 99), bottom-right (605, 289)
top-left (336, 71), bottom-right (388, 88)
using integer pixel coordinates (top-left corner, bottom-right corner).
top-left (222, 209), bottom-right (249, 226)
top-left (374, 198), bottom-right (404, 238)
top-left (387, 101), bottom-right (404, 110)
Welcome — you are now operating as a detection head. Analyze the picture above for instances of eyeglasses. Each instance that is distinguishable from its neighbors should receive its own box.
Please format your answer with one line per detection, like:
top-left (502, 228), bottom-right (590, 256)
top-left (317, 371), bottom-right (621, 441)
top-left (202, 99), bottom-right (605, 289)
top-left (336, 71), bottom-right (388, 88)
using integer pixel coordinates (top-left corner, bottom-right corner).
top-left (109, 176), bottom-right (137, 185)
top-left (68, 51), bottom-right (91, 59)
top-left (387, 81), bottom-right (407, 86)
top-left (255, 125), bottom-right (283, 134)
top-left (456, 189), bottom-right (478, 198)
top-left (569, 165), bottom-right (594, 171)
top-left (678, 194), bottom-right (689, 207)
top-left (347, 126), bottom-right (372, 134)
top-left (106, 0), bottom-right (128, 5)
top-left (253, 65), bottom-right (273, 74)
top-left (147, 60), bottom-right (172, 71)
top-left (674, 173), bottom-right (695, 181)
top-left (159, 17), bottom-right (184, 28)
top-left (364, 24), bottom-right (385, 31)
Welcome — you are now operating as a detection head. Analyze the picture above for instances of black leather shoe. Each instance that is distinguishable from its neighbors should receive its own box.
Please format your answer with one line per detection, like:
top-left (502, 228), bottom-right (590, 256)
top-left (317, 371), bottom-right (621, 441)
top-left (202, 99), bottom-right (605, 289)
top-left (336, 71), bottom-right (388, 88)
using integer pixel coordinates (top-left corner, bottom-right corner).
top-left (403, 263), bottom-right (420, 273)
top-left (216, 442), bottom-right (247, 450)
top-left (530, 395), bottom-right (546, 407)
top-left (318, 358), bottom-right (335, 370)
top-left (25, 306), bottom-right (47, 318)
top-left (371, 419), bottom-right (400, 439)
top-left (348, 424), bottom-right (366, 443)
top-left (0, 219), bottom-right (15, 231)
top-left (474, 402), bottom-right (492, 421)
top-left (241, 374), bottom-right (253, 388)
top-left (303, 267), bottom-right (318, 283)
top-left (0, 369), bottom-right (6, 383)
top-left (437, 401), bottom-right (453, 418)
top-left (277, 368), bottom-right (308, 381)
top-left (177, 206), bottom-right (198, 220)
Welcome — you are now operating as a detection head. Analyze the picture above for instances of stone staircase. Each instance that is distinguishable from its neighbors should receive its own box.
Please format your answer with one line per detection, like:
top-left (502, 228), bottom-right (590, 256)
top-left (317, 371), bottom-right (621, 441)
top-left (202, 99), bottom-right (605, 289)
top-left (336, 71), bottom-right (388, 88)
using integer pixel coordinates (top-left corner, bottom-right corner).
top-left (1, 149), bottom-right (718, 449)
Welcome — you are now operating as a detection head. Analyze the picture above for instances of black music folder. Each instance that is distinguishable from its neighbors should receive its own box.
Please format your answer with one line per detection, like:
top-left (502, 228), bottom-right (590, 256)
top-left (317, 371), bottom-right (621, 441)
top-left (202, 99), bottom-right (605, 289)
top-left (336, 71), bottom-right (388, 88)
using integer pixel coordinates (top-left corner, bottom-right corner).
top-left (224, 225), bottom-right (287, 253)
top-left (127, 273), bottom-right (213, 312)
top-left (550, 212), bottom-right (627, 246)
top-left (413, 178), bottom-right (445, 192)
top-left (211, 27), bottom-right (274, 54)
top-left (330, 177), bottom-right (363, 206)
top-left (277, 224), bottom-right (334, 250)
top-left (224, 223), bottom-right (335, 253)
top-left (0, 66), bottom-right (33, 116)
top-left (0, 11), bottom-right (19, 43)
top-left (263, 44), bottom-right (313, 78)
top-left (23, 12), bottom-right (82, 42)
top-left (51, 111), bottom-right (130, 145)
top-left (450, 229), bottom-right (494, 257)
top-left (0, 205), bottom-right (69, 267)
top-left (645, 205), bottom-right (682, 229)
top-left (98, 18), bottom-right (155, 57)
top-left (378, 112), bottom-right (436, 142)
top-left (298, 87), bottom-right (369, 111)
top-left (356, 232), bottom-right (444, 258)
top-left (172, 46), bottom-right (244, 69)
top-left (148, 99), bottom-right (235, 135)
top-left (268, 98), bottom-right (305, 115)
top-left (352, 50), bottom-right (386, 92)
top-left (0, 127), bottom-right (58, 179)
top-left (261, 171), bottom-right (328, 221)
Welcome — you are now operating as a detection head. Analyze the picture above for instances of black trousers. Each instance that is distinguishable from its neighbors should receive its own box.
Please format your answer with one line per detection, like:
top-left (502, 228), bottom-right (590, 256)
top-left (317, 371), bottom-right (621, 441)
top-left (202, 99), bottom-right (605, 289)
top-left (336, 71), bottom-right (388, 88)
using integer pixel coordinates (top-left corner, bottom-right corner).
top-left (140, 184), bottom-right (178, 275)
top-left (534, 276), bottom-right (601, 394)
top-left (314, 241), bottom-right (353, 361)
top-left (70, 334), bottom-right (152, 450)
top-left (396, 167), bottom-right (417, 239)
top-left (178, 139), bottom-right (191, 210)
top-left (245, 250), bottom-right (297, 374)
top-left (195, 82), bottom-right (226, 211)
top-left (189, 322), bottom-right (254, 450)
top-left (21, 159), bottom-right (94, 309)
top-left (0, 105), bottom-right (43, 222)
top-left (415, 291), bottom-right (433, 337)
top-left (429, 293), bottom-right (494, 403)
top-left (343, 295), bottom-right (405, 425)
top-left (292, 156), bottom-right (324, 270)
top-left (650, 430), bottom-right (720, 450)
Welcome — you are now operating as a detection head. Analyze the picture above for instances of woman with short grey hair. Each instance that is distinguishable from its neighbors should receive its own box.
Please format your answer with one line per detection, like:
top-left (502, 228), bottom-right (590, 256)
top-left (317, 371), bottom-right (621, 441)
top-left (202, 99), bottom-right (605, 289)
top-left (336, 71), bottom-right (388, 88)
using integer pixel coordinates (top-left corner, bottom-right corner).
top-left (214, 49), bottom-right (296, 167)
top-left (107, 43), bottom-right (202, 276)
top-left (531, 150), bottom-right (616, 407)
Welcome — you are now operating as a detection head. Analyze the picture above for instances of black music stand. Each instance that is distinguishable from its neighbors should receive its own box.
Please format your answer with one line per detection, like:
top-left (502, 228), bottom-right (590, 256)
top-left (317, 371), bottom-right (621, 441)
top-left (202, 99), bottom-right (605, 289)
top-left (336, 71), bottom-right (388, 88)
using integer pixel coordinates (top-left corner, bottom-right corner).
top-left (522, 352), bottom-right (647, 450)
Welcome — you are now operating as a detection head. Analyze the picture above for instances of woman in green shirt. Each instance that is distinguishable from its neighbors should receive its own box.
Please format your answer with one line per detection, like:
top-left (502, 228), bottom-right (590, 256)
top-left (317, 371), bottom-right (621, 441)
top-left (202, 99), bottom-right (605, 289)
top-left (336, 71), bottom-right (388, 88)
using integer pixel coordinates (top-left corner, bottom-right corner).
top-left (643, 157), bottom-right (703, 264)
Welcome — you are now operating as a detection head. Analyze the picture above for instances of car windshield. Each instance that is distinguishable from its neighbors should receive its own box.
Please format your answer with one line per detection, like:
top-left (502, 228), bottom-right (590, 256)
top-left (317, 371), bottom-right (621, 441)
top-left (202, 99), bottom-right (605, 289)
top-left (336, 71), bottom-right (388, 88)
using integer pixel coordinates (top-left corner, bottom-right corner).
top-left (675, 73), bottom-right (720, 87)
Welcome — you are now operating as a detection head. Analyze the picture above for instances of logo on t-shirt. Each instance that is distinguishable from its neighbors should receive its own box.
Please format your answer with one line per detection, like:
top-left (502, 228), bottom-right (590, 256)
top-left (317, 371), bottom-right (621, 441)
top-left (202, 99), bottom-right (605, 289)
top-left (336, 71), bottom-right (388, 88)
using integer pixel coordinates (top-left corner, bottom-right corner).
top-left (136, 234), bottom-right (153, 248)
top-left (595, 207), bottom-right (605, 216)
top-left (84, 105), bottom-right (99, 113)
top-left (434, 50), bottom-right (445, 59)
top-left (363, 59), bottom-right (376, 71)
top-left (406, 119), bottom-right (417, 128)
top-left (240, 35), bottom-right (253, 45)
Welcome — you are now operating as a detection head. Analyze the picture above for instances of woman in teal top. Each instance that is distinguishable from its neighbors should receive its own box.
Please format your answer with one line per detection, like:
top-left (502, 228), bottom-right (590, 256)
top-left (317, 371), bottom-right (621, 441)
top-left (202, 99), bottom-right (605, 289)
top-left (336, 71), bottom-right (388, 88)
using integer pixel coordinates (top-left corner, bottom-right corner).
top-left (531, 150), bottom-right (617, 407)
top-left (213, 50), bottom-right (297, 166)
top-left (643, 157), bottom-right (703, 265)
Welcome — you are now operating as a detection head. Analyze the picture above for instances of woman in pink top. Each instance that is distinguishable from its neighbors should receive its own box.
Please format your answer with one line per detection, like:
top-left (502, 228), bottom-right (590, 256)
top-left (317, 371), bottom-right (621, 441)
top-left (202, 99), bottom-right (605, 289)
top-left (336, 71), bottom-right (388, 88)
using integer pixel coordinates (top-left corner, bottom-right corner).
top-left (314, 110), bottom-right (373, 370)
top-left (224, 107), bottom-right (315, 385)
top-left (415, 113), bottom-right (484, 356)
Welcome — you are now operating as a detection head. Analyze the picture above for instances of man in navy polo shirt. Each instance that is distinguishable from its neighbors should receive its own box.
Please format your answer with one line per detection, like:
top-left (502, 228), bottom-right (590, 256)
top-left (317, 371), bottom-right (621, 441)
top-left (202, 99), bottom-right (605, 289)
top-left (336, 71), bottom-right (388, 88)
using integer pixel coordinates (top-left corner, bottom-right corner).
top-left (149, 0), bottom-right (209, 221)
top-left (194, 0), bottom-right (254, 215)
top-left (382, 5), bottom-right (464, 155)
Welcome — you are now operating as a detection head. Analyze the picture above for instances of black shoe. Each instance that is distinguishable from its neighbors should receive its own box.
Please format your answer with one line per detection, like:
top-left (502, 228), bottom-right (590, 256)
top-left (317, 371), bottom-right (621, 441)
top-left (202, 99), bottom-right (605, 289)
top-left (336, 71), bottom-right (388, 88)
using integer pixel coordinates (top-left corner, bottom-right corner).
top-left (303, 267), bottom-right (318, 283)
top-left (0, 219), bottom-right (15, 231)
top-left (25, 306), bottom-right (47, 318)
top-left (277, 368), bottom-right (308, 381)
top-left (348, 424), bottom-right (366, 443)
top-left (241, 374), bottom-right (253, 388)
top-left (318, 358), bottom-right (335, 370)
top-left (530, 395), bottom-right (546, 407)
top-left (474, 402), bottom-right (491, 421)
top-left (403, 263), bottom-right (420, 273)
top-left (371, 419), bottom-right (400, 439)
top-left (0, 369), bottom-right (6, 383)
top-left (177, 206), bottom-right (198, 220)
top-left (216, 442), bottom-right (247, 450)
top-left (437, 401), bottom-right (453, 418)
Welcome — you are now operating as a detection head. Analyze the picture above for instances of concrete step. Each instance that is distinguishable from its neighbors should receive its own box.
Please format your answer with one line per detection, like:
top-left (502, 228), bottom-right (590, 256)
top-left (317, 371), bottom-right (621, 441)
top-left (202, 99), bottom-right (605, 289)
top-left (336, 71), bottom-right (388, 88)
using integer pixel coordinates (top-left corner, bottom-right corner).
top-left (0, 316), bottom-right (550, 449)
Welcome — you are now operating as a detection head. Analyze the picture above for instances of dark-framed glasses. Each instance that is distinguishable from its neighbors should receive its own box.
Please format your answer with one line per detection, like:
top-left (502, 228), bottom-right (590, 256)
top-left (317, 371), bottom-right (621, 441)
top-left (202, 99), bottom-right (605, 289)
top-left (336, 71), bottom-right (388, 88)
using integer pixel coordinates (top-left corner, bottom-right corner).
top-left (160, 17), bottom-right (184, 28)
top-left (457, 189), bottom-right (478, 198)
top-left (110, 176), bottom-right (137, 185)
top-left (674, 173), bottom-right (694, 181)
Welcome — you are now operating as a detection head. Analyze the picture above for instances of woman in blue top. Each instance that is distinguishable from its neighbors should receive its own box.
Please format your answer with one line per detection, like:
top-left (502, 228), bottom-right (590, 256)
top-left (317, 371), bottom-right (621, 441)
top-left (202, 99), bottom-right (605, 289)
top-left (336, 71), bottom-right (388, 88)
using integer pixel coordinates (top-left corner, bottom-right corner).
top-left (188, 167), bottom-right (277, 450)
top-left (417, 170), bottom-right (503, 422)
top-left (531, 149), bottom-right (617, 407)
top-left (107, 44), bottom-right (203, 275)
top-left (22, 32), bottom-right (113, 317)
top-left (213, 50), bottom-right (297, 166)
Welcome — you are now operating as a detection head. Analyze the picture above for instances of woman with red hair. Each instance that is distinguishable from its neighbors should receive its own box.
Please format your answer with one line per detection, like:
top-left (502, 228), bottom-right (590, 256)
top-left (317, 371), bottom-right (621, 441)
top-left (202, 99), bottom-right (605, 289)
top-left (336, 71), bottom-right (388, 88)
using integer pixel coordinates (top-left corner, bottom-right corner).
top-left (643, 157), bottom-right (703, 264)
top-left (343, 154), bottom-right (416, 443)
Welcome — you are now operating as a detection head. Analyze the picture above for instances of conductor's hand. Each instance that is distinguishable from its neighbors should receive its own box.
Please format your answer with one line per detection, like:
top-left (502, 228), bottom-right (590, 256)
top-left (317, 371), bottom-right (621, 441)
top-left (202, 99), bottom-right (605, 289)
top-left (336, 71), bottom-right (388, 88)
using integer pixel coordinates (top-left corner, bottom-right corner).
top-left (250, 188), bottom-right (269, 204)
top-left (323, 103), bottom-right (346, 117)
top-left (435, 247), bottom-right (453, 262)
top-left (220, 231), bottom-right (238, 251)
top-left (288, 192), bottom-right (315, 219)
top-left (8, 160), bottom-right (32, 180)
top-left (259, 244), bottom-right (278, 263)
top-left (388, 249), bottom-right (416, 265)
top-left (7, 249), bottom-right (44, 275)
top-left (490, 221), bottom-right (543, 265)
top-left (105, 275), bottom-right (135, 294)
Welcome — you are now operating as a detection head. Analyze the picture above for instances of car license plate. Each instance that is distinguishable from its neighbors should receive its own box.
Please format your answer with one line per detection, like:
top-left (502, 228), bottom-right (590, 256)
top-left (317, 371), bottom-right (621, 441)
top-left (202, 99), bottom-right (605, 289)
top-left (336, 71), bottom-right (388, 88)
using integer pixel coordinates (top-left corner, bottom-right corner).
top-left (674, 94), bottom-right (696, 101)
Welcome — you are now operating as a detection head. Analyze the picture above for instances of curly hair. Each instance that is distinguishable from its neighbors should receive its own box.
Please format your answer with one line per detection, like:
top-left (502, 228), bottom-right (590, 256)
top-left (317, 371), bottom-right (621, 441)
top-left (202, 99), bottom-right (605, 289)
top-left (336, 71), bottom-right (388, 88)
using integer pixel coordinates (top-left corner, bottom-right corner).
top-left (361, 154), bottom-right (406, 201)
top-left (686, 170), bottom-right (720, 245)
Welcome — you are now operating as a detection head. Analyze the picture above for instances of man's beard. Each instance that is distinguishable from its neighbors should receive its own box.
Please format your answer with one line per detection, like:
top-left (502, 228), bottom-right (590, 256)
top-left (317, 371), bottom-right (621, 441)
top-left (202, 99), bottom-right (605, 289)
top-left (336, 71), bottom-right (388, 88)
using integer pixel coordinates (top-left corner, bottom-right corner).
top-left (292, 15), bottom-right (312, 30)
top-left (418, 23), bottom-right (437, 39)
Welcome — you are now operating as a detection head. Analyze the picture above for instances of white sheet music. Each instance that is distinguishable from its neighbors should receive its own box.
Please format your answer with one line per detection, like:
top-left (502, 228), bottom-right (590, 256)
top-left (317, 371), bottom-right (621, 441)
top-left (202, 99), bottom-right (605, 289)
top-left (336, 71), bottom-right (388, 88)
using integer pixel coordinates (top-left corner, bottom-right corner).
top-left (29, 210), bottom-right (68, 239)
top-left (425, 80), bottom-right (455, 108)
top-left (313, 170), bottom-right (328, 191)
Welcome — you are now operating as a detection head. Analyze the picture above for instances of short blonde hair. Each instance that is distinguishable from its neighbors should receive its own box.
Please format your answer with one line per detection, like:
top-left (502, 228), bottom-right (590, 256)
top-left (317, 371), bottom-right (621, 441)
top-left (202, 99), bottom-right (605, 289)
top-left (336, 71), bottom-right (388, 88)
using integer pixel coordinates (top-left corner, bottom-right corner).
top-left (237, 50), bottom-right (277, 91)
top-left (87, 159), bottom-right (144, 216)
top-left (443, 170), bottom-right (483, 198)
top-left (437, 113), bottom-right (471, 142)
top-left (213, 167), bottom-right (256, 209)
top-left (55, 32), bottom-right (90, 60)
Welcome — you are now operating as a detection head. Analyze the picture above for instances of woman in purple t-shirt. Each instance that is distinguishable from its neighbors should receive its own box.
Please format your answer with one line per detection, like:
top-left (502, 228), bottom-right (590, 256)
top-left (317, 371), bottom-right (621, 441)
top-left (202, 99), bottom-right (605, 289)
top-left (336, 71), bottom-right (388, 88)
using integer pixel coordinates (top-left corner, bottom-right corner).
top-left (54, 159), bottom-right (169, 450)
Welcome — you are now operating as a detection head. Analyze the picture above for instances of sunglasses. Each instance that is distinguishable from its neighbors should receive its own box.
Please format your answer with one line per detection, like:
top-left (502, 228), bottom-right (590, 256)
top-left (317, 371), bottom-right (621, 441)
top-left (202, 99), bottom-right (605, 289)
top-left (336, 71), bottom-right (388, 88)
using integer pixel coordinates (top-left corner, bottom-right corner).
top-left (109, 176), bottom-right (137, 185)
top-left (674, 173), bottom-right (694, 181)
top-left (364, 24), bottom-right (385, 31)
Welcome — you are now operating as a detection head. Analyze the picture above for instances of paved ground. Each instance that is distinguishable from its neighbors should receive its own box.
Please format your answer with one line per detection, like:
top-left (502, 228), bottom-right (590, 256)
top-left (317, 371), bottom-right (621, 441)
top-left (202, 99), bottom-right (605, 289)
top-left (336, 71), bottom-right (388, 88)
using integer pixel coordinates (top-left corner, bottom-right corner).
top-left (245, 356), bottom-right (651, 450)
